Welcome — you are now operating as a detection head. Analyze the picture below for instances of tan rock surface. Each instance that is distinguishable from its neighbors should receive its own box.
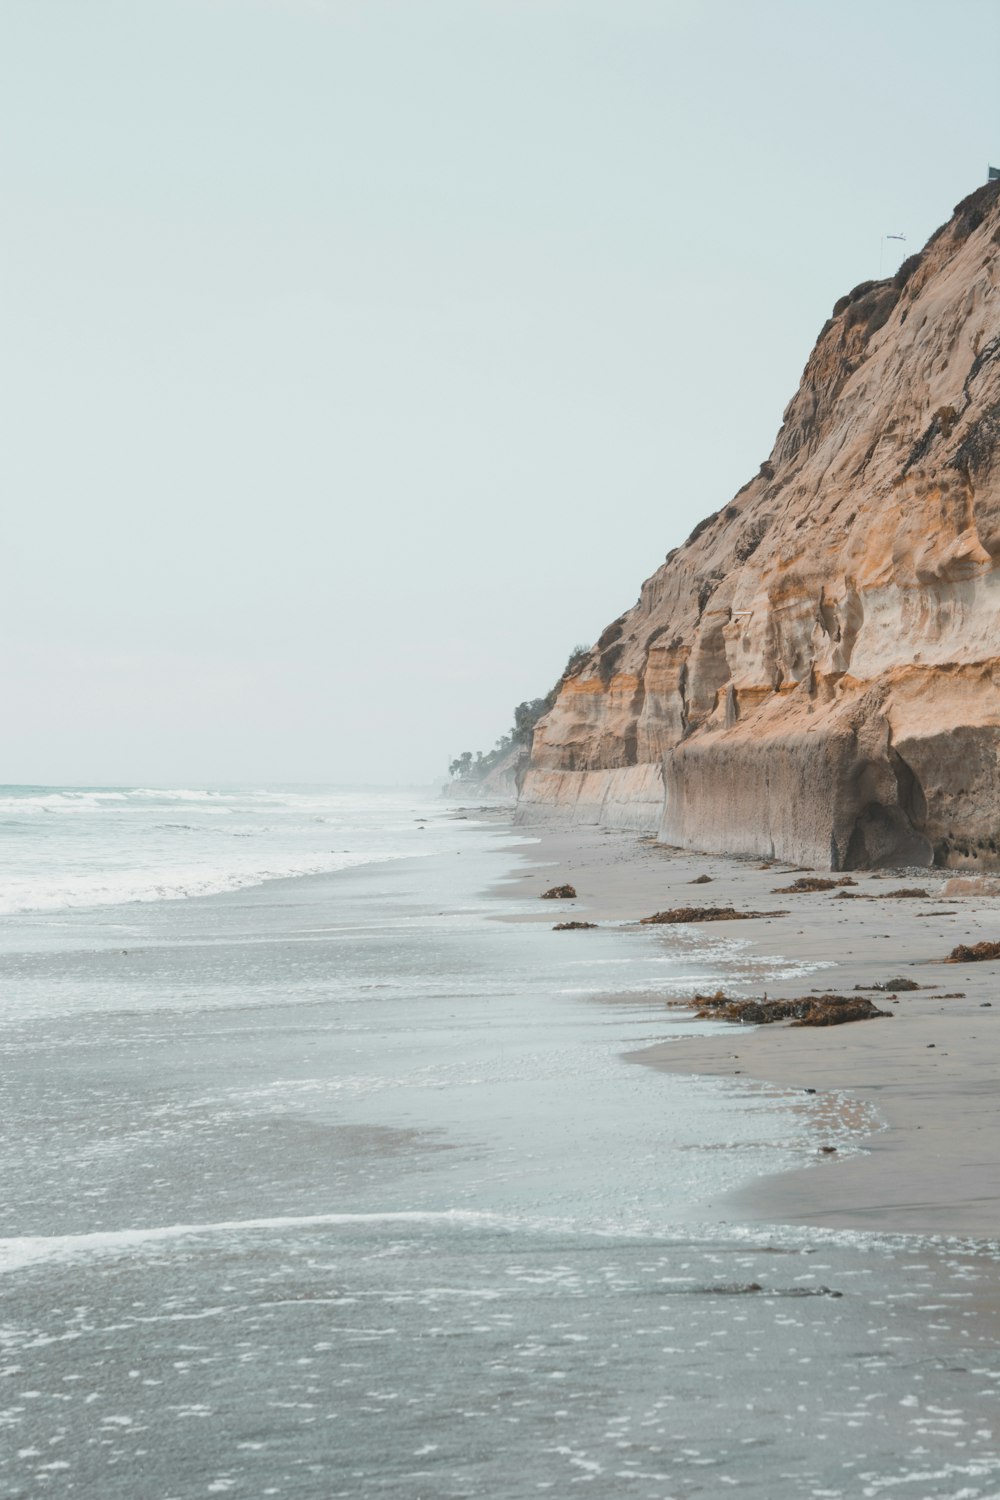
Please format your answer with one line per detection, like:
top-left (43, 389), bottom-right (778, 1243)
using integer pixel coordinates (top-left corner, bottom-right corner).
top-left (518, 182), bottom-right (1000, 867)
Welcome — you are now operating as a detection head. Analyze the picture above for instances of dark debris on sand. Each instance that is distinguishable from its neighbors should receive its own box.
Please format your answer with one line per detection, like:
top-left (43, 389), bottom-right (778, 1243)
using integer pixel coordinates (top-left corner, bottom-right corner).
top-left (541, 884), bottom-right (577, 899)
top-left (856, 977), bottom-right (921, 992)
top-left (552, 921), bottom-right (597, 931)
top-left (771, 876), bottom-right (856, 894)
top-left (947, 939), bottom-right (1000, 962)
top-left (640, 906), bottom-right (787, 924)
top-left (684, 990), bottom-right (893, 1026)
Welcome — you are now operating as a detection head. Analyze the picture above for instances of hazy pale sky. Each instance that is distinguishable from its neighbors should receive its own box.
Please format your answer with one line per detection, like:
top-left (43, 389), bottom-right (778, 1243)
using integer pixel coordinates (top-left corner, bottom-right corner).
top-left (4, 0), bottom-right (998, 784)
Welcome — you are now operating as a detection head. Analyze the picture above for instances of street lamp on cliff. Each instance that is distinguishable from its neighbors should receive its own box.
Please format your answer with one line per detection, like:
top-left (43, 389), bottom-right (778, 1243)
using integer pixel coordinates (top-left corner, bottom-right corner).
top-left (879, 232), bottom-right (906, 278)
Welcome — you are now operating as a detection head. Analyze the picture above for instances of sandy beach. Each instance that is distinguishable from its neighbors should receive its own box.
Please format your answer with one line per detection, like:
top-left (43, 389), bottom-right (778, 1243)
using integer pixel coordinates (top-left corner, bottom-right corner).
top-left (497, 818), bottom-right (1000, 1238)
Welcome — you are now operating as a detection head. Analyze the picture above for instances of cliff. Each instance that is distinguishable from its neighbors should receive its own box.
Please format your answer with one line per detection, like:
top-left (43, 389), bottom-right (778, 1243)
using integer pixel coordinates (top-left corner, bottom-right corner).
top-left (517, 182), bottom-right (1000, 869)
top-left (444, 742), bottom-right (523, 802)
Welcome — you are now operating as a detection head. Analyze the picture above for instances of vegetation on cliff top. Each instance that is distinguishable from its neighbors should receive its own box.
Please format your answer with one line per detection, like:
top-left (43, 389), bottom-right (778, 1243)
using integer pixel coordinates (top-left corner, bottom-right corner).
top-left (448, 645), bottom-right (590, 783)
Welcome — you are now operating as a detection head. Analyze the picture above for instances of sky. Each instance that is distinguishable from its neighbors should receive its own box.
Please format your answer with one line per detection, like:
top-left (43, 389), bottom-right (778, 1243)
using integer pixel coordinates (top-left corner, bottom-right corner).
top-left (3, 0), bottom-right (998, 785)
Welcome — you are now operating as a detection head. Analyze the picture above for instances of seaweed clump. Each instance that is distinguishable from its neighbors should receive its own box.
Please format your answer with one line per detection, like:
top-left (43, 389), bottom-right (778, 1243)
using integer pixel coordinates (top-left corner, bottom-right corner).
top-left (553, 921), bottom-right (597, 931)
top-left (772, 876), bottom-right (856, 894)
top-left (640, 906), bottom-right (786, 924)
top-left (541, 884), bottom-right (577, 900)
top-left (690, 992), bottom-right (893, 1026)
top-left (947, 940), bottom-right (1000, 963)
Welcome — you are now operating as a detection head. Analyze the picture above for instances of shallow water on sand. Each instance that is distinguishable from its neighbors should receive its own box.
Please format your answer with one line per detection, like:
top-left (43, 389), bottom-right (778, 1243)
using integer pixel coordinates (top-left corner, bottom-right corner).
top-left (1, 794), bottom-right (1000, 1497)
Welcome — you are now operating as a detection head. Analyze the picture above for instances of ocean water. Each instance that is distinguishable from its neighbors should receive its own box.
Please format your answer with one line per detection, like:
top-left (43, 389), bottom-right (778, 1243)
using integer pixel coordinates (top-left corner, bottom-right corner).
top-left (1, 786), bottom-right (999, 1499)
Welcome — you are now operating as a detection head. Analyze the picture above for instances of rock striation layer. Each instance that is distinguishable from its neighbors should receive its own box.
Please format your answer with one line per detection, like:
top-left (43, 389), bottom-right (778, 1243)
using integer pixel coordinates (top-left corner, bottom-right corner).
top-left (517, 183), bottom-right (1000, 868)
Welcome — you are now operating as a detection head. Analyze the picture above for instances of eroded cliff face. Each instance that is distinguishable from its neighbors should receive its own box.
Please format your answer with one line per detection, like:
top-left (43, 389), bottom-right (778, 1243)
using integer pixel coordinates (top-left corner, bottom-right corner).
top-left (517, 182), bottom-right (1000, 867)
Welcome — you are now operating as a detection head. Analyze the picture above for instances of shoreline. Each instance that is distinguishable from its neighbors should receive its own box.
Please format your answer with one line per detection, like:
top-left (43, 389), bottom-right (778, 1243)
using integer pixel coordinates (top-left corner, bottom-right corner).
top-left (494, 817), bottom-right (1000, 1238)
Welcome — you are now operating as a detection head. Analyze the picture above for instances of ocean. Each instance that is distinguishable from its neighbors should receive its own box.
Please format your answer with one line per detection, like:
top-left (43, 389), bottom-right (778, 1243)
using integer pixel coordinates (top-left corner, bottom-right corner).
top-left (1, 786), bottom-right (999, 1498)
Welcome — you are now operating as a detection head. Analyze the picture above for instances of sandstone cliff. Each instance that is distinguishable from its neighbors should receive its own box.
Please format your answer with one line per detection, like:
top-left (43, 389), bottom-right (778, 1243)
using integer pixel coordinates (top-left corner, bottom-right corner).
top-left (517, 182), bottom-right (1000, 869)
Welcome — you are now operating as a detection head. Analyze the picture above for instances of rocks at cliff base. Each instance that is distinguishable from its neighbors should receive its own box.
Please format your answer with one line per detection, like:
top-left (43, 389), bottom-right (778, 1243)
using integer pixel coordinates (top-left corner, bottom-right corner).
top-left (552, 921), bottom-right (597, 930)
top-left (946, 940), bottom-right (1000, 962)
top-left (772, 876), bottom-right (856, 893)
top-left (541, 884), bottom-right (577, 899)
top-left (689, 991), bottom-right (893, 1025)
top-left (941, 876), bottom-right (1000, 897)
top-left (640, 905), bottom-right (787, 924)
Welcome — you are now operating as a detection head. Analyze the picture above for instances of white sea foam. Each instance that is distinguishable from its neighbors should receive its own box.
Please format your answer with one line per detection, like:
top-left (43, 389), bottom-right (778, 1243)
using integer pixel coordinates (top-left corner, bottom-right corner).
top-left (9, 1206), bottom-right (973, 1282)
top-left (0, 785), bottom-right (441, 915)
top-left (132, 789), bottom-right (226, 801)
top-left (0, 849), bottom-right (411, 915)
top-left (0, 1210), bottom-right (508, 1275)
top-left (0, 791), bottom-right (130, 813)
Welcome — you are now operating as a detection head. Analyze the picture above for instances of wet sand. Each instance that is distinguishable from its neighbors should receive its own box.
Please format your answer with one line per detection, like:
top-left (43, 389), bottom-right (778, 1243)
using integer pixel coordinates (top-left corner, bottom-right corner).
top-left (498, 821), bottom-right (1000, 1237)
